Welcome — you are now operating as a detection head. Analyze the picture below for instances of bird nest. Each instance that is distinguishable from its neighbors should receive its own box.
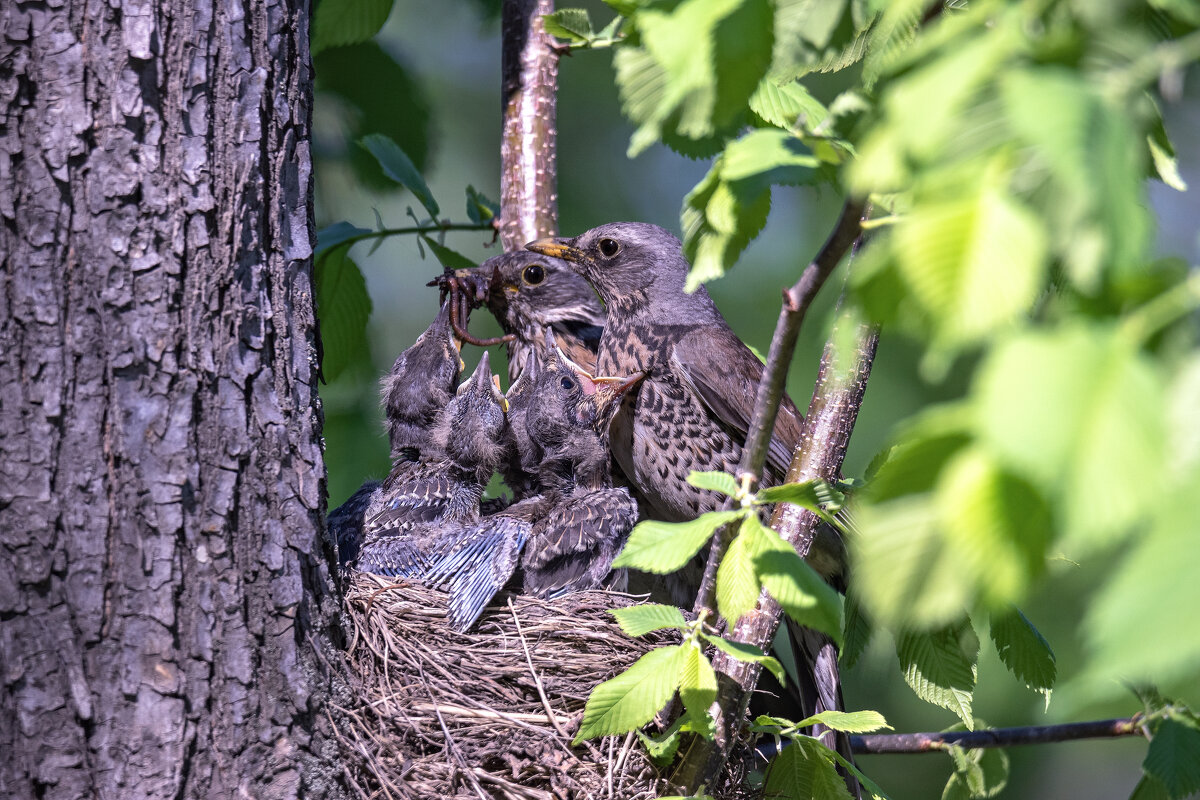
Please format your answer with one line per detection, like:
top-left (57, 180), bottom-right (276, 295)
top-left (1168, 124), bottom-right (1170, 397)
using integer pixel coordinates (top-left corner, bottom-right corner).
top-left (331, 573), bottom-right (754, 799)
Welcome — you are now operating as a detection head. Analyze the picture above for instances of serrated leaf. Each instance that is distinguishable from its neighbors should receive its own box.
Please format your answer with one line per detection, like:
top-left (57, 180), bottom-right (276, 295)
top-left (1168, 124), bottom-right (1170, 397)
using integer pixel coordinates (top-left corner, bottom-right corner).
top-left (716, 515), bottom-right (777, 625)
top-left (796, 709), bottom-right (891, 734)
top-left (543, 8), bottom-right (593, 42)
top-left (720, 128), bottom-right (819, 191)
top-left (611, 603), bottom-right (687, 637)
top-left (975, 325), bottom-right (1166, 553)
top-left (613, 511), bottom-right (745, 573)
top-left (686, 470), bottom-right (739, 497)
top-left (1143, 718), bottom-right (1200, 800)
top-left (315, 246), bottom-right (372, 383)
top-left (1130, 775), bottom-right (1173, 800)
top-left (360, 134), bottom-right (440, 218)
top-left (575, 645), bottom-right (687, 743)
top-left (755, 530), bottom-right (845, 646)
top-left (465, 185), bottom-right (498, 224)
top-left (419, 236), bottom-right (477, 271)
top-left (702, 633), bottom-right (786, 684)
top-left (312, 0), bottom-right (394, 54)
top-left (316, 222), bottom-right (372, 257)
top-left (827, 747), bottom-right (895, 800)
top-left (749, 79), bottom-right (829, 130)
top-left (989, 607), bottom-right (1056, 700)
top-left (757, 479), bottom-right (844, 513)
top-left (679, 645), bottom-right (718, 738)
top-left (765, 738), bottom-right (854, 800)
top-left (897, 624), bottom-right (978, 729)
top-left (840, 595), bottom-right (871, 670)
top-left (637, 724), bottom-right (683, 766)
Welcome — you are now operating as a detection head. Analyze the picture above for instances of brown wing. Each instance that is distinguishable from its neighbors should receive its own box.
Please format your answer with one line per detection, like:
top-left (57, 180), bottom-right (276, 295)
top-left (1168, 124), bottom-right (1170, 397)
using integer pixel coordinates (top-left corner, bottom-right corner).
top-left (670, 328), bottom-right (804, 481)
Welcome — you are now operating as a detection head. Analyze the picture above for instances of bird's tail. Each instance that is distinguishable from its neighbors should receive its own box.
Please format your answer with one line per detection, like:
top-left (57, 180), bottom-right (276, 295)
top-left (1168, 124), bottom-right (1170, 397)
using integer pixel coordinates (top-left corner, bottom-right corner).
top-left (791, 620), bottom-right (862, 799)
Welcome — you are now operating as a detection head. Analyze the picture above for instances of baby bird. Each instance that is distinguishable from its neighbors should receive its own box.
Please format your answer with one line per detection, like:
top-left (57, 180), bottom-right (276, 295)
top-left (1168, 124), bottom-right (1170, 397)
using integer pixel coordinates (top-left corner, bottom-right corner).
top-left (520, 348), bottom-right (642, 598)
top-left (328, 302), bottom-right (463, 567)
top-left (354, 352), bottom-right (510, 578)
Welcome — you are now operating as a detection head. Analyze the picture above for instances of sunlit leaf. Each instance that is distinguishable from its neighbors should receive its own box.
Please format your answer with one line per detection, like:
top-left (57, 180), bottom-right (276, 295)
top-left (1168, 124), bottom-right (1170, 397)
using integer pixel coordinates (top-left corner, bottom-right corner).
top-left (575, 645), bottom-right (687, 743)
top-left (614, 511), bottom-right (745, 573)
top-left (796, 709), bottom-right (891, 734)
top-left (611, 603), bottom-right (687, 637)
top-left (687, 470), bottom-right (739, 497)
top-left (542, 8), bottom-right (593, 42)
top-left (764, 737), bottom-right (853, 800)
top-left (702, 633), bottom-right (786, 684)
top-left (679, 644), bottom-right (718, 738)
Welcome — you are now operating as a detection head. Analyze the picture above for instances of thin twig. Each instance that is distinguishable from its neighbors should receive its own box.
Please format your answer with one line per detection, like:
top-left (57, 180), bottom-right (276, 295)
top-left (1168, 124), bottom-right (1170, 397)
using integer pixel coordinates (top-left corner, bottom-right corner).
top-left (509, 598), bottom-right (573, 741)
top-left (694, 197), bottom-right (866, 617)
top-left (849, 718), bottom-right (1144, 754)
top-left (327, 221), bottom-right (496, 252)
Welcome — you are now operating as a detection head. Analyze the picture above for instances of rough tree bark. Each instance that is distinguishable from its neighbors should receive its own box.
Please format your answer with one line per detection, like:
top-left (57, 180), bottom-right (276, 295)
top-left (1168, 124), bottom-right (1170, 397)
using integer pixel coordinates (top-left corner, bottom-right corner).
top-left (0, 1), bottom-right (343, 798)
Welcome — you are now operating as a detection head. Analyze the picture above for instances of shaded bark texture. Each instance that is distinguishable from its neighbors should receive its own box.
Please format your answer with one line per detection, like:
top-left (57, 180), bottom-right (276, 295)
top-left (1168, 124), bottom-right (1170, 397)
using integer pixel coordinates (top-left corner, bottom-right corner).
top-left (0, 0), bottom-right (343, 798)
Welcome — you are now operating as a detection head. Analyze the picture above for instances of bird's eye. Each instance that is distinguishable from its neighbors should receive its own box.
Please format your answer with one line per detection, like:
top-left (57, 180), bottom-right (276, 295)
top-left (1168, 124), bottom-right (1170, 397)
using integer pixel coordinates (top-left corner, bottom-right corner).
top-left (598, 238), bottom-right (620, 258)
top-left (560, 376), bottom-right (575, 391)
top-left (522, 264), bottom-right (546, 285)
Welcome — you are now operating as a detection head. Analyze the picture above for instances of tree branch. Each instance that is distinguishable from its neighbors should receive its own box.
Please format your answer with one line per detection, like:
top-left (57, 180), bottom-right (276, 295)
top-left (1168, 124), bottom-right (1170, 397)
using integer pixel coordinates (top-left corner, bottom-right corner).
top-left (500, 0), bottom-right (560, 249)
top-left (678, 201), bottom-right (875, 791)
top-left (849, 718), bottom-right (1144, 754)
top-left (693, 197), bottom-right (867, 616)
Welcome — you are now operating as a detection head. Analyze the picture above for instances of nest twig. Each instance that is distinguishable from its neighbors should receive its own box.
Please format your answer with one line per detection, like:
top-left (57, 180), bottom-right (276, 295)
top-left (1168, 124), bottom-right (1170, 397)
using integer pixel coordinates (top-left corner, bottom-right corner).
top-left (332, 574), bottom-right (714, 799)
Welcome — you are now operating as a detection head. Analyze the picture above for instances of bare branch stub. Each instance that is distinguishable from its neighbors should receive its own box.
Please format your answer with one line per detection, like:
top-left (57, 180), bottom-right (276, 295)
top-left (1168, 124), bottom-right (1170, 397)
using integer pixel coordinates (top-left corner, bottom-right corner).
top-left (500, 0), bottom-right (559, 250)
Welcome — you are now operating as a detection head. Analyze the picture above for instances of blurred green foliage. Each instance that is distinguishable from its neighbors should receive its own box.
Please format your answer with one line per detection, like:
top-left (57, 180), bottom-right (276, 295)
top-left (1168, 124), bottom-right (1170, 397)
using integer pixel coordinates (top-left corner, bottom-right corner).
top-left (312, 0), bottom-right (1200, 797)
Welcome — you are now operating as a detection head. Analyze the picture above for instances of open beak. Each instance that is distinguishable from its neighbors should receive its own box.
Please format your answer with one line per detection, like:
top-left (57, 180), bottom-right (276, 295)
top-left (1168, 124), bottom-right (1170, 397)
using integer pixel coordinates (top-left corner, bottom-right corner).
top-left (526, 237), bottom-right (586, 264)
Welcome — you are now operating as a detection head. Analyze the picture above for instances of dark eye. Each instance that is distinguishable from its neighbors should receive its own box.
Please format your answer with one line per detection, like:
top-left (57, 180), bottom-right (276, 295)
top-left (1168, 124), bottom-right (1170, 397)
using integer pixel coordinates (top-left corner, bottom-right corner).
top-left (522, 264), bottom-right (546, 285)
top-left (598, 238), bottom-right (620, 258)
top-left (560, 376), bottom-right (575, 391)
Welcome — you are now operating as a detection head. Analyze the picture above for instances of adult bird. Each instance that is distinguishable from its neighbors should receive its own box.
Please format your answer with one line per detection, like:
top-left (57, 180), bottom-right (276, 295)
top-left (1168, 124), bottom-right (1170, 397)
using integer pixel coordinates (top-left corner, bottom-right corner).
top-left (354, 352), bottom-right (510, 578)
top-left (526, 223), bottom-right (857, 792)
top-left (444, 250), bottom-right (606, 381)
top-left (328, 301), bottom-right (464, 567)
top-left (525, 222), bottom-right (805, 523)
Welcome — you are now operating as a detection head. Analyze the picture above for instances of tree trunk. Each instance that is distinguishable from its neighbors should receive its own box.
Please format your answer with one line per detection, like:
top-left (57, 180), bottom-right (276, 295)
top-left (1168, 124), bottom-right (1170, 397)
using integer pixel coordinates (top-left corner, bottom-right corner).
top-left (0, 1), bottom-right (342, 798)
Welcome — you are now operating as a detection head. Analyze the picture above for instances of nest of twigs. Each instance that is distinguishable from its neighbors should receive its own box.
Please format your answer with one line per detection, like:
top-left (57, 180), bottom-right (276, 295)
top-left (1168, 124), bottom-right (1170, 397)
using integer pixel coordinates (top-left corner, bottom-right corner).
top-left (332, 573), bottom-right (715, 799)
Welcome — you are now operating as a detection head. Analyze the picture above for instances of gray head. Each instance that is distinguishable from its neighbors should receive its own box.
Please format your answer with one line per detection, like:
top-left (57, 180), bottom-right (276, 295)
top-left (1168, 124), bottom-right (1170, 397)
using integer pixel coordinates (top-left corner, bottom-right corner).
top-left (525, 222), bottom-right (718, 318)
top-left (430, 351), bottom-right (509, 481)
top-left (381, 301), bottom-right (463, 458)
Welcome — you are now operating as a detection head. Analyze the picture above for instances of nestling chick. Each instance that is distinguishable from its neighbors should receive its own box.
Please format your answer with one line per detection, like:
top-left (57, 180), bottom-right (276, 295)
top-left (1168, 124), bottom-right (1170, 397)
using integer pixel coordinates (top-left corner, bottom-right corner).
top-left (355, 352), bottom-right (510, 578)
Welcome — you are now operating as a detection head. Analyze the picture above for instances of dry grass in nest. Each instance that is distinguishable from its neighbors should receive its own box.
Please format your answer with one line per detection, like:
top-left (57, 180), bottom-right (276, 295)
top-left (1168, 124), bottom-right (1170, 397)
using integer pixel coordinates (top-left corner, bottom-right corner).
top-left (330, 572), bottom-right (709, 799)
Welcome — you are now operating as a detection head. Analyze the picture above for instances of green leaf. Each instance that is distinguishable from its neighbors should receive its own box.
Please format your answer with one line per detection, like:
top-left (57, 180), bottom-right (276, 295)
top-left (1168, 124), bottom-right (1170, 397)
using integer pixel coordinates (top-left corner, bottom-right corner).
top-left (1143, 718), bottom-right (1200, 800)
top-left (716, 514), bottom-right (791, 626)
top-left (897, 623), bottom-right (978, 729)
top-left (637, 723), bottom-right (684, 767)
top-left (574, 645), bottom-right (687, 743)
top-left (720, 128), bottom-right (819, 191)
top-left (542, 8), bottom-right (593, 42)
top-left (680, 158), bottom-right (772, 290)
top-left (934, 447), bottom-right (1053, 609)
top-left (840, 595), bottom-right (871, 671)
top-left (890, 173), bottom-right (1048, 352)
top-left (611, 603), bottom-right (687, 637)
top-left (1149, 135), bottom-right (1188, 192)
top-left (975, 325), bottom-right (1166, 552)
top-left (1130, 775), bottom-right (1172, 800)
top-left (315, 222), bottom-right (372, 257)
top-left (465, 185), bottom-right (499, 225)
top-left (419, 236), bottom-right (477, 272)
top-left (360, 134), bottom-right (440, 218)
top-left (613, 510), bottom-right (745, 573)
top-left (796, 709), bottom-right (891, 734)
top-left (942, 742), bottom-right (1009, 800)
top-left (1081, 476), bottom-right (1200, 700)
top-left (827, 747), bottom-right (895, 800)
top-left (702, 633), bottom-right (786, 684)
top-left (315, 246), bottom-right (372, 383)
top-left (764, 737), bottom-right (853, 800)
top-left (686, 470), bottom-right (740, 497)
top-left (756, 538), bottom-right (845, 646)
top-left (757, 478), bottom-right (844, 513)
top-left (311, 0), bottom-right (394, 54)
top-left (989, 607), bottom-right (1056, 701)
top-left (748, 79), bottom-right (829, 130)
top-left (679, 644), bottom-right (718, 738)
